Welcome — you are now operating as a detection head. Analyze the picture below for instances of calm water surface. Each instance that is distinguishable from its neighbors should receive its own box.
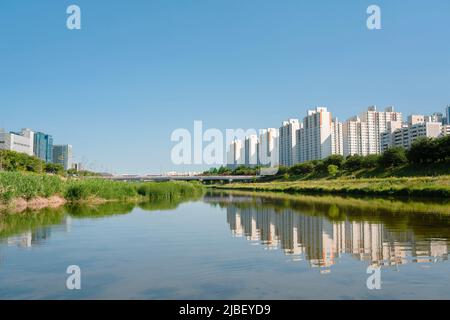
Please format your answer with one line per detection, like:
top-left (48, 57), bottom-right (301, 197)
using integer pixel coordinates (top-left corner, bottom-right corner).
top-left (1, 192), bottom-right (450, 299)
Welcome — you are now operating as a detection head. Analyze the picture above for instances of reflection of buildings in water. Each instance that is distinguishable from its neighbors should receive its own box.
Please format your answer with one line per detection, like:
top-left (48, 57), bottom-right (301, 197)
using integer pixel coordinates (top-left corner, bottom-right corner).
top-left (2, 216), bottom-right (71, 248)
top-left (6, 231), bottom-right (32, 248)
top-left (225, 205), bottom-right (449, 270)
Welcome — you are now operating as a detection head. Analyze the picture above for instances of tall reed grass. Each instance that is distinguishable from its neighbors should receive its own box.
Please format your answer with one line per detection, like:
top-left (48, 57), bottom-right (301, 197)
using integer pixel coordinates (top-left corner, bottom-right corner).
top-left (0, 172), bottom-right (204, 204)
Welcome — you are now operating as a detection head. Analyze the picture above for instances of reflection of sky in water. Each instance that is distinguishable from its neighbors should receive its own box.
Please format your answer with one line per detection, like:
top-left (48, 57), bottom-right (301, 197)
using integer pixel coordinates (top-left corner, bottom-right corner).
top-left (0, 194), bottom-right (450, 299)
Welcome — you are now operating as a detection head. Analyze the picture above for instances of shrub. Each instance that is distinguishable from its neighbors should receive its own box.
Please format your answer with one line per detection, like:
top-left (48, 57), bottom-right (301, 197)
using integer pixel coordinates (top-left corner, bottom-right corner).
top-left (45, 163), bottom-right (65, 175)
top-left (327, 165), bottom-right (339, 177)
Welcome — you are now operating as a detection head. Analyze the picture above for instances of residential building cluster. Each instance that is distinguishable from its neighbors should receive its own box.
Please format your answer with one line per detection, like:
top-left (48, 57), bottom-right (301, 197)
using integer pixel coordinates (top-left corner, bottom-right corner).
top-left (0, 128), bottom-right (77, 171)
top-left (227, 105), bottom-right (450, 168)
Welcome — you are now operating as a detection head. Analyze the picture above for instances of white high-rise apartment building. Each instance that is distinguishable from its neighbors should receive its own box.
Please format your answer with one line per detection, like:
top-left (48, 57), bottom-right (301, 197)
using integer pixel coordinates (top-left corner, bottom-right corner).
top-left (381, 122), bottom-right (442, 152)
top-left (296, 107), bottom-right (343, 162)
top-left (331, 119), bottom-right (344, 156)
top-left (279, 119), bottom-right (300, 167)
top-left (244, 135), bottom-right (258, 167)
top-left (343, 116), bottom-right (367, 157)
top-left (226, 139), bottom-right (244, 169)
top-left (258, 128), bottom-right (279, 167)
top-left (343, 106), bottom-right (402, 156)
top-left (360, 106), bottom-right (402, 154)
top-left (0, 128), bottom-right (35, 156)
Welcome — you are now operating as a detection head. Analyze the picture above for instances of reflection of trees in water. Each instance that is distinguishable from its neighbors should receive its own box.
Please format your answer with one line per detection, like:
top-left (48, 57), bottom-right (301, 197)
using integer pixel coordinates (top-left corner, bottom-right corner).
top-left (210, 192), bottom-right (450, 270)
top-left (0, 191), bottom-right (204, 248)
top-left (0, 207), bottom-right (66, 240)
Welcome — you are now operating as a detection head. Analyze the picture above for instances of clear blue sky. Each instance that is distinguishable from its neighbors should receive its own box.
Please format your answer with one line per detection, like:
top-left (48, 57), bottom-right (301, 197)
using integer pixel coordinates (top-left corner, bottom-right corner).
top-left (1, 0), bottom-right (449, 174)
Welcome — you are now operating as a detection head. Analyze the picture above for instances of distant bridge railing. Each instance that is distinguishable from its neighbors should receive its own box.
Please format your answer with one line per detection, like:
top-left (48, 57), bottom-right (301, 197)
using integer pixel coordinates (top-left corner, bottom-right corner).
top-left (105, 175), bottom-right (260, 182)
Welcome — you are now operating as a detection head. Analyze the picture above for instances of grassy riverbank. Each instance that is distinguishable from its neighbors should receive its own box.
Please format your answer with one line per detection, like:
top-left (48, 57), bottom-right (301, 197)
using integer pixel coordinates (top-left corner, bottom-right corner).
top-left (209, 190), bottom-right (450, 215)
top-left (212, 176), bottom-right (450, 198)
top-left (0, 172), bottom-right (204, 211)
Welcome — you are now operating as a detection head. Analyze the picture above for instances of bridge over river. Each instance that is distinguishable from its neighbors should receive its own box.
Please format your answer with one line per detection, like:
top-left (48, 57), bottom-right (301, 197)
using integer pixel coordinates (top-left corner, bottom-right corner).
top-left (107, 175), bottom-right (259, 183)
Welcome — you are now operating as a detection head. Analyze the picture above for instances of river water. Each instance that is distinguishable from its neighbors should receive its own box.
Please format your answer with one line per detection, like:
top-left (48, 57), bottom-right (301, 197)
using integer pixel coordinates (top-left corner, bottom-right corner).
top-left (0, 191), bottom-right (450, 299)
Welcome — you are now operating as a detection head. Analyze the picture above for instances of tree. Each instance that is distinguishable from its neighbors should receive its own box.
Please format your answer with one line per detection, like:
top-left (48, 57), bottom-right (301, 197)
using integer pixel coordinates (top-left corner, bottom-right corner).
top-left (327, 164), bottom-right (339, 177)
top-left (324, 155), bottom-right (345, 168)
top-left (344, 155), bottom-right (363, 171)
top-left (289, 162), bottom-right (314, 175)
top-left (314, 160), bottom-right (327, 173)
top-left (407, 137), bottom-right (439, 164)
top-left (0, 150), bottom-right (44, 173)
top-left (217, 166), bottom-right (232, 175)
top-left (362, 154), bottom-right (381, 168)
top-left (379, 147), bottom-right (407, 168)
top-left (437, 135), bottom-right (450, 162)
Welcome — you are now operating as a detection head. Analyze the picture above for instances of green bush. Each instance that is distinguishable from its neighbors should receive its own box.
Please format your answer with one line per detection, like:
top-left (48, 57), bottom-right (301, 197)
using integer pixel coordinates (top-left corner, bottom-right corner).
top-left (44, 163), bottom-right (65, 175)
top-left (327, 165), bottom-right (339, 177)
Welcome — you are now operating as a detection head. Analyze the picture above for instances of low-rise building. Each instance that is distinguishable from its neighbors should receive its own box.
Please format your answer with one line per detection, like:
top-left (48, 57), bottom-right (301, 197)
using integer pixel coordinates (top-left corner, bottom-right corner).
top-left (0, 128), bottom-right (34, 156)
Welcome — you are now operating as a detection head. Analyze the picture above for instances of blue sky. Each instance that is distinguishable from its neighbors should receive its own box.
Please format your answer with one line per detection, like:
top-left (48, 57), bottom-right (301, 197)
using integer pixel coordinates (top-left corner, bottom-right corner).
top-left (1, 0), bottom-right (449, 174)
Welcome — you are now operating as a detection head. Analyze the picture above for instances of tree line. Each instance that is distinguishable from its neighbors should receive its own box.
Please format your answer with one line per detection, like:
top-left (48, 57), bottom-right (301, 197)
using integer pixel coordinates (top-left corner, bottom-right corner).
top-left (0, 150), bottom-right (98, 176)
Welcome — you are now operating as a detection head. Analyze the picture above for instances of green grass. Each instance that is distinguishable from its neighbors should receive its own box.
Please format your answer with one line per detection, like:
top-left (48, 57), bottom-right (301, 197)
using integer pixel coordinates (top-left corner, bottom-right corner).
top-left (213, 176), bottom-right (450, 198)
top-left (0, 172), bottom-right (204, 205)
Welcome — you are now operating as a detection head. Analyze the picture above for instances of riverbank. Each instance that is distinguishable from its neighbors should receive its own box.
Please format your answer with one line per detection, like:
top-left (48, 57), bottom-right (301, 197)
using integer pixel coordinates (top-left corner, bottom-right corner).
top-left (209, 189), bottom-right (450, 215)
top-left (0, 172), bottom-right (204, 213)
top-left (212, 175), bottom-right (450, 198)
